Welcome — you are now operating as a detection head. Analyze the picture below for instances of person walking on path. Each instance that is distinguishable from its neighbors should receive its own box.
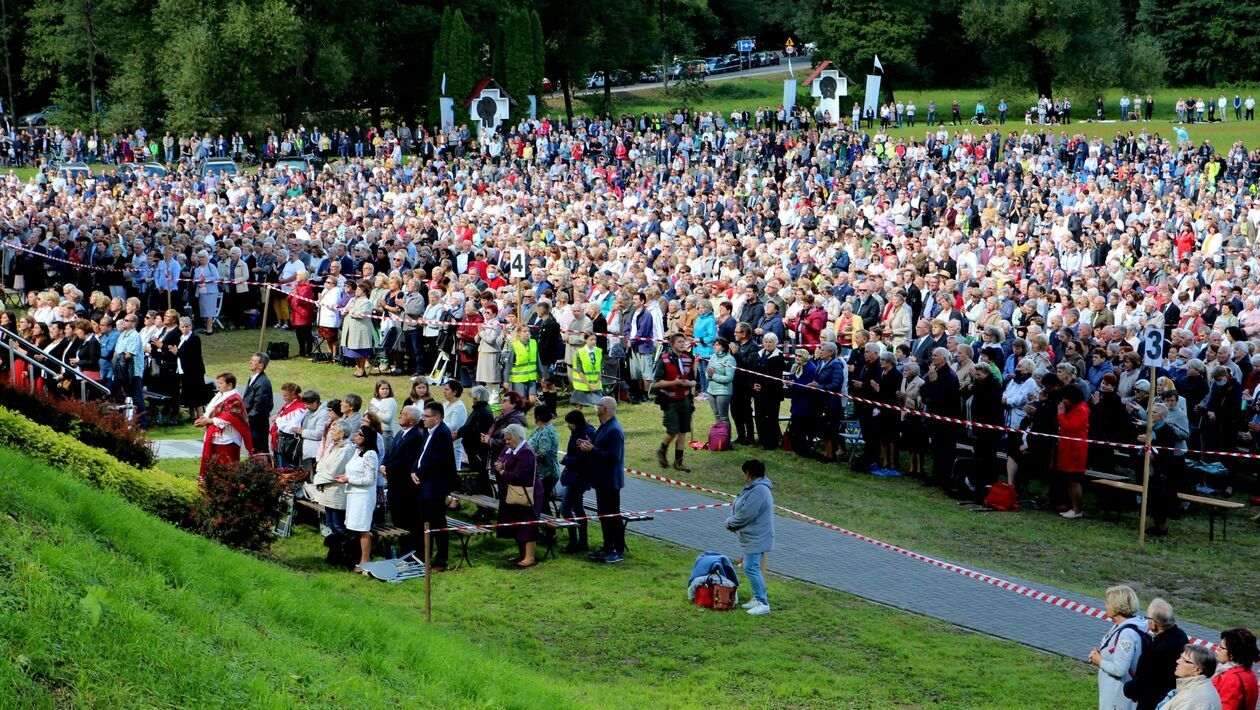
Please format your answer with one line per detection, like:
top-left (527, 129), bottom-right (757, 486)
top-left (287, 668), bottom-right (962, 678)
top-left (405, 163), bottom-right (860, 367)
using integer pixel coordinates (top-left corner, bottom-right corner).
top-left (725, 459), bottom-right (775, 616)
top-left (653, 332), bottom-right (698, 472)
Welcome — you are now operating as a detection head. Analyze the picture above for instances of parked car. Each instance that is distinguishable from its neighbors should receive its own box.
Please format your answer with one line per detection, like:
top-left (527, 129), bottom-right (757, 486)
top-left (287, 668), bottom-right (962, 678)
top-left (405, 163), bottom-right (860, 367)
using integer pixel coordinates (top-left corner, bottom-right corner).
top-left (20, 106), bottom-right (56, 126)
top-left (609, 69), bottom-right (635, 87)
top-left (752, 51), bottom-right (781, 67)
top-left (119, 162), bottom-right (168, 178)
top-left (639, 67), bottom-right (663, 83)
top-left (59, 162), bottom-right (92, 179)
top-left (273, 154), bottom-right (323, 173)
top-left (200, 156), bottom-right (239, 178)
top-left (586, 72), bottom-right (606, 89)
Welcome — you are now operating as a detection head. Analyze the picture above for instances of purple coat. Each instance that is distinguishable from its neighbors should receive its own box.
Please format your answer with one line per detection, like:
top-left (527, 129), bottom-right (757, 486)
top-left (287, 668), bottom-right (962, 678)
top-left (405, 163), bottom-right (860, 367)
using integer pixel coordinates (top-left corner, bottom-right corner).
top-left (496, 443), bottom-right (542, 542)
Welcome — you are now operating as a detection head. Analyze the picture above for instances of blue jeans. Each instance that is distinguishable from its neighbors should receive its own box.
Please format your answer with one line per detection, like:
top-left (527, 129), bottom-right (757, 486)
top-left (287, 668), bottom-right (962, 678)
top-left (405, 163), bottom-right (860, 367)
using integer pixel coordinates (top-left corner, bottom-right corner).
top-left (325, 506), bottom-right (348, 537)
top-left (743, 552), bottom-right (767, 604)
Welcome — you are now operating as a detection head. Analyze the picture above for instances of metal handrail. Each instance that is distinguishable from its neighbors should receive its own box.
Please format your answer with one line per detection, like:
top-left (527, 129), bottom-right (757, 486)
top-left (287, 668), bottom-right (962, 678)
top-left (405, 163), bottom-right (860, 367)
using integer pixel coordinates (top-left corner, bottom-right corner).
top-left (0, 323), bottom-right (112, 402)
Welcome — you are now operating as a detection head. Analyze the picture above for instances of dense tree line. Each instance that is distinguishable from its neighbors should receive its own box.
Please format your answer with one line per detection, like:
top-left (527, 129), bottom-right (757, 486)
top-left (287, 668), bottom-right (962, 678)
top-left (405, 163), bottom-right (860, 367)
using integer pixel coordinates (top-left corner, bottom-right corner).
top-left (0, 0), bottom-right (1252, 133)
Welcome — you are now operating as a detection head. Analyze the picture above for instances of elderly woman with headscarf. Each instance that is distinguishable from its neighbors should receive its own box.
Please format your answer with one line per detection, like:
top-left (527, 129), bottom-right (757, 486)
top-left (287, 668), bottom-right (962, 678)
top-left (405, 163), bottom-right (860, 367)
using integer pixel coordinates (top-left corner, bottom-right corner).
top-left (495, 423), bottom-right (542, 568)
top-left (896, 361), bottom-right (927, 478)
top-left (787, 347), bottom-right (818, 458)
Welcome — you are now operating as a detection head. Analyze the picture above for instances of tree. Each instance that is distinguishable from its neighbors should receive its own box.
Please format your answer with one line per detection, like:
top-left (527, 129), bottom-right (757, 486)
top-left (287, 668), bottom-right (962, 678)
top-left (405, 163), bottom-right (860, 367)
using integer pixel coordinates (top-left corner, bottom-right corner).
top-left (25, 0), bottom-right (154, 127)
top-left (768, 0), bottom-right (929, 80)
top-left (1137, 0), bottom-right (1260, 85)
top-left (961, 0), bottom-right (1126, 99)
top-left (445, 9), bottom-right (476, 127)
top-left (503, 8), bottom-right (535, 119)
top-left (428, 5), bottom-right (453, 127)
top-left (528, 9), bottom-right (545, 96)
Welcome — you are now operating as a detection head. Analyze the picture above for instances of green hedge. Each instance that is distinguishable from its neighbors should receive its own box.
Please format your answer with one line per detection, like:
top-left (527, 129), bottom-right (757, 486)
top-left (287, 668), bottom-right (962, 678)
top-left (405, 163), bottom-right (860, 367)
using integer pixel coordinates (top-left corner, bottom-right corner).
top-left (0, 406), bottom-right (197, 522)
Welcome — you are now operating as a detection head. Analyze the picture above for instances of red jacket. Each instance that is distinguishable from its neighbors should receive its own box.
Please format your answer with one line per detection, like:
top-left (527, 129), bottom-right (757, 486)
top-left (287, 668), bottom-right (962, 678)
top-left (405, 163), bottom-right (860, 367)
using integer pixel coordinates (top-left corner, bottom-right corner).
top-left (289, 282), bottom-right (316, 326)
top-left (1055, 402), bottom-right (1091, 473)
top-left (1213, 665), bottom-right (1259, 710)
top-left (456, 313), bottom-right (483, 363)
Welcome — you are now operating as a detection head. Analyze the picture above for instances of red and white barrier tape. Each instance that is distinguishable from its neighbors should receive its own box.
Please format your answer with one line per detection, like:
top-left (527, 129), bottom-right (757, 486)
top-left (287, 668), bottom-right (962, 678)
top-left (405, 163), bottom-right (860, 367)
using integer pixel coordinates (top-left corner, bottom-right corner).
top-left (423, 500), bottom-right (732, 534)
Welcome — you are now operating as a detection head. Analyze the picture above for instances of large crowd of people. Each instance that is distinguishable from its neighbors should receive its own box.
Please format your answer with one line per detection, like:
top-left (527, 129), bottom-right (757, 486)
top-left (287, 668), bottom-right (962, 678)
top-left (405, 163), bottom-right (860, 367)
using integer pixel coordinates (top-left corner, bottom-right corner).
top-left (2, 98), bottom-right (1260, 559)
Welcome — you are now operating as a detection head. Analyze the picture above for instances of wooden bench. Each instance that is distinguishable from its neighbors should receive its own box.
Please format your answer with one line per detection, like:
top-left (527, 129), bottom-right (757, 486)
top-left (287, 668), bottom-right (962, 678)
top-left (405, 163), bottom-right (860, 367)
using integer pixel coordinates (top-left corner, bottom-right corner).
top-left (1090, 479), bottom-right (1246, 541)
top-left (295, 497), bottom-right (490, 568)
top-left (583, 494), bottom-right (654, 550)
top-left (954, 442), bottom-right (1129, 483)
top-left (451, 492), bottom-right (573, 559)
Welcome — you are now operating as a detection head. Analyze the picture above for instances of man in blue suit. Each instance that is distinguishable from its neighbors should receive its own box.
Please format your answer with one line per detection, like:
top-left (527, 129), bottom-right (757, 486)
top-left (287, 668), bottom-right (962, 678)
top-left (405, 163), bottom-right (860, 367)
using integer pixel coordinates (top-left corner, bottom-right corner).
top-left (381, 405), bottom-right (426, 554)
top-left (578, 396), bottom-right (626, 564)
top-left (411, 401), bottom-right (458, 571)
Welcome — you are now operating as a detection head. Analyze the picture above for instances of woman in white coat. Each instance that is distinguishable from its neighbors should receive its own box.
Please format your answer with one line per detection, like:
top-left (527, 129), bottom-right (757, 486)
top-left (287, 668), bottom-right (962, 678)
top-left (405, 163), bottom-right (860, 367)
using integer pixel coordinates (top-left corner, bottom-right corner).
top-left (339, 425), bottom-right (380, 573)
top-left (308, 421), bottom-right (354, 537)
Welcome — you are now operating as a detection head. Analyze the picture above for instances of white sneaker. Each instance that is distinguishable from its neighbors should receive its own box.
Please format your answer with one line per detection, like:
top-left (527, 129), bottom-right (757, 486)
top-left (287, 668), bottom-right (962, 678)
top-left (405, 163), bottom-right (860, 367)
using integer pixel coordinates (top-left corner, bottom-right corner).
top-left (746, 602), bottom-right (771, 616)
top-left (741, 599), bottom-right (758, 609)
top-left (1059, 510), bottom-right (1084, 519)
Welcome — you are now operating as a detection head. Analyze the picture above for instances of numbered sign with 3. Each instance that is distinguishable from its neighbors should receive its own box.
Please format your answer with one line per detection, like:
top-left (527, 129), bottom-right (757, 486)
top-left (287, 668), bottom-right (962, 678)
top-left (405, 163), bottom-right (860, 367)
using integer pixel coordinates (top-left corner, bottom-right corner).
top-left (1142, 327), bottom-right (1163, 367)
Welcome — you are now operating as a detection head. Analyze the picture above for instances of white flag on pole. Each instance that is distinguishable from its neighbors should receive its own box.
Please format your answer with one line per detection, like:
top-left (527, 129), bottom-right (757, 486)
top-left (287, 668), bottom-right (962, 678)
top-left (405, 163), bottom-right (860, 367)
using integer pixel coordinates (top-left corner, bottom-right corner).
top-left (442, 73), bottom-right (447, 97)
top-left (873, 55), bottom-right (884, 74)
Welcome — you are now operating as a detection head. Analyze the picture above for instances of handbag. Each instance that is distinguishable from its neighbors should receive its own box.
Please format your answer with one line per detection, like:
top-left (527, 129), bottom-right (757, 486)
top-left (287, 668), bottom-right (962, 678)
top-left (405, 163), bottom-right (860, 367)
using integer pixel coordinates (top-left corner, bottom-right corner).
top-left (278, 432), bottom-right (302, 465)
top-left (505, 459), bottom-right (536, 507)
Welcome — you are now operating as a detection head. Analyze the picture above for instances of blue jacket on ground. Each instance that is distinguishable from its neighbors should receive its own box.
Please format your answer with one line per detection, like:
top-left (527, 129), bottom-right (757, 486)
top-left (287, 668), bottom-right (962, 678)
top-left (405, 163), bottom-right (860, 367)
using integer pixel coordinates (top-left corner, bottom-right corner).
top-left (725, 476), bottom-right (774, 554)
top-left (688, 550), bottom-right (738, 586)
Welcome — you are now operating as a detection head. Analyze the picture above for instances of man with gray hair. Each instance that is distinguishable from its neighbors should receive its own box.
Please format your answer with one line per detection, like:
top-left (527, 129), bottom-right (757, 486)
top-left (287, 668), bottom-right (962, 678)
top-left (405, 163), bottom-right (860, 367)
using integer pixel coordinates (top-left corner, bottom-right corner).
top-left (1123, 597), bottom-right (1188, 710)
top-left (577, 396), bottom-right (626, 564)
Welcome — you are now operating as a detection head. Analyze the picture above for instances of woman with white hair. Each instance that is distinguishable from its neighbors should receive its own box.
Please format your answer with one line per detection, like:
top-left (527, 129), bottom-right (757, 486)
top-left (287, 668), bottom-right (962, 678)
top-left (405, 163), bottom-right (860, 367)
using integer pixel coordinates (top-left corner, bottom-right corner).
top-left (218, 245), bottom-right (249, 328)
top-left (1088, 584), bottom-right (1148, 710)
top-left (495, 422), bottom-right (542, 568)
top-left (192, 250), bottom-right (221, 336)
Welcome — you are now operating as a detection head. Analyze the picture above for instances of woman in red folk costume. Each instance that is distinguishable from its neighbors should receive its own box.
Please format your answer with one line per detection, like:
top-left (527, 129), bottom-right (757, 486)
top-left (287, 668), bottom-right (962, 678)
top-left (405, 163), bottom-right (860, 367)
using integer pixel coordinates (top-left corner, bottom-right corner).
top-left (195, 372), bottom-right (253, 480)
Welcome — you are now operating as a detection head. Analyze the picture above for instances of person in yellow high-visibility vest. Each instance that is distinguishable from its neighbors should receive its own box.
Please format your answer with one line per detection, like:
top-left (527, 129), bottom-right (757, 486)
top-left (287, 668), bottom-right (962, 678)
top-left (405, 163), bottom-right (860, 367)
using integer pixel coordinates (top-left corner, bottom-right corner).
top-left (569, 331), bottom-right (603, 408)
top-left (506, 325), bottom-right (541, 405)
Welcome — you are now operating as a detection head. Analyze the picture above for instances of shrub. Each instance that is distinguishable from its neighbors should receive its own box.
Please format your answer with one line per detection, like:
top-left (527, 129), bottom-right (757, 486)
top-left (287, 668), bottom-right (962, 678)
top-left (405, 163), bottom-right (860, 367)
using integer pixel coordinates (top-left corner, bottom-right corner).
top-left (193, 459), bottom-right (305, 551)
top-left (0, 406), bottom-right (197, 522)
top-left (0, 378), bottom-right (154, 468)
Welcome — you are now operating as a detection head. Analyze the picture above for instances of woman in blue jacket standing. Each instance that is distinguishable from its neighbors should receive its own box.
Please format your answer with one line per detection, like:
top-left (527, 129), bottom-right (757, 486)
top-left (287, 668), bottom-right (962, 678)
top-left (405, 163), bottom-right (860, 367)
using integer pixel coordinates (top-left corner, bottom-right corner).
top-left (705, 337), bottom-right (736, 425)
top-left (692, 301), bottom-right (717, 395)
top-left (787, 348), bottom-right (818, 457)
top-left (726, 459), bottom-right (775, 616)
top-left (559, 409), bottom-right (596, 553)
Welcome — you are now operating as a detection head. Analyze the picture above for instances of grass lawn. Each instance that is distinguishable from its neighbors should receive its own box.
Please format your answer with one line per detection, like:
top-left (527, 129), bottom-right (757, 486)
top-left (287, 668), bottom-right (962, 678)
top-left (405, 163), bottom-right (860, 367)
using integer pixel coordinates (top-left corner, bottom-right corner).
top-left (1, 447), bottom-right (1094, 707)
top-left (152, 329), bottom-right (1259, 634)
top-left (545, 79), bottom-right (1260, 148)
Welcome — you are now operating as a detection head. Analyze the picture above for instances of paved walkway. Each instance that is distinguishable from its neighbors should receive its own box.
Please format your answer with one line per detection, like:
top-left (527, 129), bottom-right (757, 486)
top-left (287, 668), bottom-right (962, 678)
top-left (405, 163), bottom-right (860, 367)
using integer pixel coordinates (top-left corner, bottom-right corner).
top-left (152, 439), bottom-right (1217, 657)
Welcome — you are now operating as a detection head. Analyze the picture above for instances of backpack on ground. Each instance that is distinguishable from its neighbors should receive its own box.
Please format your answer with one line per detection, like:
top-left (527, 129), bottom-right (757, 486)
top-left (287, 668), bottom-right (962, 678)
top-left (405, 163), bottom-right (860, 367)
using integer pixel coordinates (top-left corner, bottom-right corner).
top-left (983, 482), bottom-right (1020, 511)
top-left (707, 422), bottom-right (732, 451)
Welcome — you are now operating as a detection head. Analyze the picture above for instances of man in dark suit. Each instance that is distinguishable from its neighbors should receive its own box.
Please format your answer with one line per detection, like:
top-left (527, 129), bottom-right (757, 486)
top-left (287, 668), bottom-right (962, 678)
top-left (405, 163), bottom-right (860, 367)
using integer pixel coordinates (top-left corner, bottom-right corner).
top-left (243, 352), bottom-right (273, 456)
top-left (578, 396), bottom-right (626, 564)
top-left (852, 281), bottom-right (881, 329)
top-left (381, 405), bottom-right (427, 554)
top-left (1122, 598), bottom-right (1188, 710)
top-left (410, 402), bottom-right (458, 570)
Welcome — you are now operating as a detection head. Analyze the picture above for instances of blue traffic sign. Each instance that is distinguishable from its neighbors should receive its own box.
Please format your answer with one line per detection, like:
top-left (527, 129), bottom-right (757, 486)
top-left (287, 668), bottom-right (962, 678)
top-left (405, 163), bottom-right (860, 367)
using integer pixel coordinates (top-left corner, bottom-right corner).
top-left (736, 39), bottom-right (755, 53)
